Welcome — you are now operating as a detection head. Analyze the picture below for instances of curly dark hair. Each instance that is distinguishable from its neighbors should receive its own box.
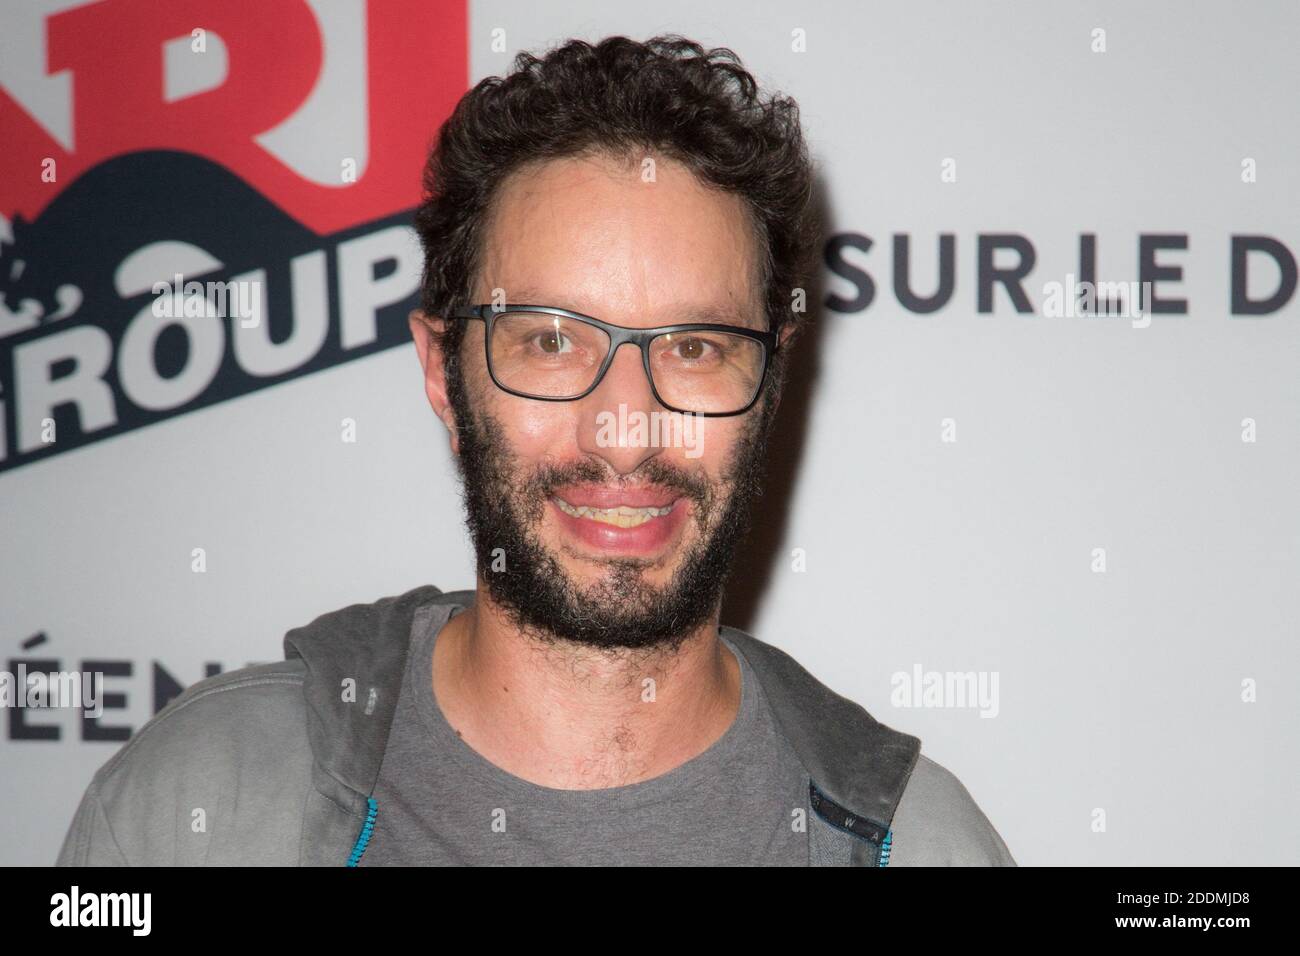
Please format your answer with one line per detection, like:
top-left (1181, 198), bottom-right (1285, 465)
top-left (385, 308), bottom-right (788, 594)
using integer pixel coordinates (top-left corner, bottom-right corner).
top-left (413, 34), bottom-right (820, 394)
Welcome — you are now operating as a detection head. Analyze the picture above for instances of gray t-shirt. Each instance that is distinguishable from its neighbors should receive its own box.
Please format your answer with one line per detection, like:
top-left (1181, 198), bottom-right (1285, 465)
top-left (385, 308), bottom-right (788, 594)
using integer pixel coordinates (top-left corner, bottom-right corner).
top-left (360, 601), bottom-right (811, 865)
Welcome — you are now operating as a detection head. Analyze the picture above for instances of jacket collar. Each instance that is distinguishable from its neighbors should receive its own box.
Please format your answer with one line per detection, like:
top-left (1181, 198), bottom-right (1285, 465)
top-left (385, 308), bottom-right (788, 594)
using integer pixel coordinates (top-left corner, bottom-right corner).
top-left (284, 585), bottom-right (920, 832)
top-left (719, 625), bottom-right (920, 833)
top-left (284, 584), bottom-right (444, 813)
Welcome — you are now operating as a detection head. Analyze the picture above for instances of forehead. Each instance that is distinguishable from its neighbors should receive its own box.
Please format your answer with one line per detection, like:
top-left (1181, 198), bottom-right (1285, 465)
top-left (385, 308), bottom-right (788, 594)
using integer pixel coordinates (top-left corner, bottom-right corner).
top-left (476, 151), bottom-right (764, 328)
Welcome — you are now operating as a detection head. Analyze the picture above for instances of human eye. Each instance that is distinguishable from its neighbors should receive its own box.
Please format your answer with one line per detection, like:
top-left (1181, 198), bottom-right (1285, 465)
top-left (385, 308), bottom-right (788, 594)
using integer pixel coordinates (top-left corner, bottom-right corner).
top-left (658, 332), bottom-right (730, 365)
top-left (529, 327), bottom-right (573, 355)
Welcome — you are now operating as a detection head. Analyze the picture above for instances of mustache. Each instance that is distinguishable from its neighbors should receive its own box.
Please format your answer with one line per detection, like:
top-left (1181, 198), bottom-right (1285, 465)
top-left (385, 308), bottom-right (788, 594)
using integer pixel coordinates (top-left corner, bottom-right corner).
top-left (520, 456), bottom-right (713, 514)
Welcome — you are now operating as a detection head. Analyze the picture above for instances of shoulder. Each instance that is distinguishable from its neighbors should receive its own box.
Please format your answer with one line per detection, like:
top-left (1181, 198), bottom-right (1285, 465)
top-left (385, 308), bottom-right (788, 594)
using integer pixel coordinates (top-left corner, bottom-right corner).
top-left (77, 661), bottom-right (312, 858)
top-left (888, 753), bottom-right (1017, 866)
top-left (91, 660), bottom-right (312, 816)
top-left (95, 659), bottom-right (309, 786)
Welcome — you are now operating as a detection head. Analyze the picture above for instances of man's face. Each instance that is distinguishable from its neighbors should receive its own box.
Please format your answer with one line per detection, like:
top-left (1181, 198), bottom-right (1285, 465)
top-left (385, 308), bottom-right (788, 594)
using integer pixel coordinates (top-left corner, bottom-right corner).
top-left (440, 151), bottom-right (784, 652)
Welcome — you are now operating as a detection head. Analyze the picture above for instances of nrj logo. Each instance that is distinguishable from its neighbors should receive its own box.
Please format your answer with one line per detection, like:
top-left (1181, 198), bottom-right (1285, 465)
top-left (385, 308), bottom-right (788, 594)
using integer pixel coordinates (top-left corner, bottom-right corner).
top-left (0, 0), bottom-right (468, 475)
top-left (595, 402), bottom-right (704, 459)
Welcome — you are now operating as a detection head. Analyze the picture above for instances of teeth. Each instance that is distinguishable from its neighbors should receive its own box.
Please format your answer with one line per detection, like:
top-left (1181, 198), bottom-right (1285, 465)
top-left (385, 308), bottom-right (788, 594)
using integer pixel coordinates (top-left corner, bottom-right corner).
top-left (553, 498), bottom-right (672, 527)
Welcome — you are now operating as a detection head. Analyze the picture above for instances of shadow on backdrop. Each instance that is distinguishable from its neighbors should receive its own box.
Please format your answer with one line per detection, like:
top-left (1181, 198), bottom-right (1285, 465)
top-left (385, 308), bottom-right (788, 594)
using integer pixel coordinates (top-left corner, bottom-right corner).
top-left (721, 173), bottom-right (832, 633)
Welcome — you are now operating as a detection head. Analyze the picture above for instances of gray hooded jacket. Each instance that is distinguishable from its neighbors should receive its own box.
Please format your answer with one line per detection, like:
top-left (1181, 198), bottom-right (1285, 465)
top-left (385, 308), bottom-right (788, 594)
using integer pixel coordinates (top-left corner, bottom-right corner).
top-left (56, 585), bottom-right (1016, 866)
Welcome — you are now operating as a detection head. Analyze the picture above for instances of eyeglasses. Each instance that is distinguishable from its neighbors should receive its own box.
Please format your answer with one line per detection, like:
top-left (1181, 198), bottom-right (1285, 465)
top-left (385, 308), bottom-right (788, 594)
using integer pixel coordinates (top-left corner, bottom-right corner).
top-left (447, 304), bottom-right (779, 417)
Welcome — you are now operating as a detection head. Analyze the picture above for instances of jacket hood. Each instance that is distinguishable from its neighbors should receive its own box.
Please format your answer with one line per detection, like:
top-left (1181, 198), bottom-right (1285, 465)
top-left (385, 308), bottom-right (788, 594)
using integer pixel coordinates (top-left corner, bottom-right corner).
top-left (283, 584), bottom-right (921, 842)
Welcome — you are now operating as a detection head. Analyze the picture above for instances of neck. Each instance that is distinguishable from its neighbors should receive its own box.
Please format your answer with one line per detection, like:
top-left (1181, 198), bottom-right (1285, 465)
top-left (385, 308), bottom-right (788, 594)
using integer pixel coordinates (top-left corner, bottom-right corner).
top-left (431, 580), bottom-right (741, 789)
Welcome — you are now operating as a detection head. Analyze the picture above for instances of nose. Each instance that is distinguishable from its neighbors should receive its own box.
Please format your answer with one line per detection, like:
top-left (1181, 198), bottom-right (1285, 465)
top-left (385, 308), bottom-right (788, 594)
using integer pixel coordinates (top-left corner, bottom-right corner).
top-left (575, 341), bottom-right (666, 474)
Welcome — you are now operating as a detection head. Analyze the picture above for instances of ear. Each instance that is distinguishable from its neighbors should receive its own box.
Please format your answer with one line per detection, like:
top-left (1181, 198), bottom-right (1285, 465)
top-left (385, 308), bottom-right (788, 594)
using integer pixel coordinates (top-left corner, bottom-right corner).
top-left (408, 309), bottom-right (460, 455)
top-left (777, 321), bottom-right (797, 350)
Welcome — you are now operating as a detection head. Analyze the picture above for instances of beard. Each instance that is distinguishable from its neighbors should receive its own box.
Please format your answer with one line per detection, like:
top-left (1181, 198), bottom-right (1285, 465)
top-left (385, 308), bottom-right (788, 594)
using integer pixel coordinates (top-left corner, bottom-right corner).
top-left (445, 351), bottom-right (781, 654)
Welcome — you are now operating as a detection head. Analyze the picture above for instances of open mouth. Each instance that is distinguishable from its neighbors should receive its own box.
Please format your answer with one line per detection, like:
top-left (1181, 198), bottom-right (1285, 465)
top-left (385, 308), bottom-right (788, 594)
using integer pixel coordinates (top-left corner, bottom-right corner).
top-left (552, 497), bottom-right (675, 528)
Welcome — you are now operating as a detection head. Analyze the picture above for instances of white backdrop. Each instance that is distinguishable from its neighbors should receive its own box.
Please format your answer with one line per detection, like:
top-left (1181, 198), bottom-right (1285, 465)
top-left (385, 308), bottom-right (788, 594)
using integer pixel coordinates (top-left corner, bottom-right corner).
top-left (2, 0), bottom-right (1296, 866)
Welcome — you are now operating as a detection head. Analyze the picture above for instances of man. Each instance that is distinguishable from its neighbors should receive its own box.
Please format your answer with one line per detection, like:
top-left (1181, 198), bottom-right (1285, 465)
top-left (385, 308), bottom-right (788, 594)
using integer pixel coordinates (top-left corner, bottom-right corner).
top-left (57, 35), bottom-right (1014, 866)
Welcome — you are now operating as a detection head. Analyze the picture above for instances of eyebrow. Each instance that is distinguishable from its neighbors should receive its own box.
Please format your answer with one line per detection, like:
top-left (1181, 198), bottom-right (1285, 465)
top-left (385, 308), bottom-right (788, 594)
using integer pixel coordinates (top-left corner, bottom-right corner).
top-left (494, 290), bottom-right (761, 329)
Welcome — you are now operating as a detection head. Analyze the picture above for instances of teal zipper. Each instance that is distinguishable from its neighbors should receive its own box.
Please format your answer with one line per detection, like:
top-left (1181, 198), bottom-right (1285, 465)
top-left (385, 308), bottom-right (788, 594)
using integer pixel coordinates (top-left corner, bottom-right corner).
top-left (345, 797), bottom-right (379, 867)
top-left (878, 829), bottom-right (893, 867)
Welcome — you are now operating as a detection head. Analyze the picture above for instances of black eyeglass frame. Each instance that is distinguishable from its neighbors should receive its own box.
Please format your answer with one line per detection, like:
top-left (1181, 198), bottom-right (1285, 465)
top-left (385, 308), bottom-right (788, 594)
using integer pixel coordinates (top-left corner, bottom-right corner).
top-left (447, 304), bottom-right (780, 417)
